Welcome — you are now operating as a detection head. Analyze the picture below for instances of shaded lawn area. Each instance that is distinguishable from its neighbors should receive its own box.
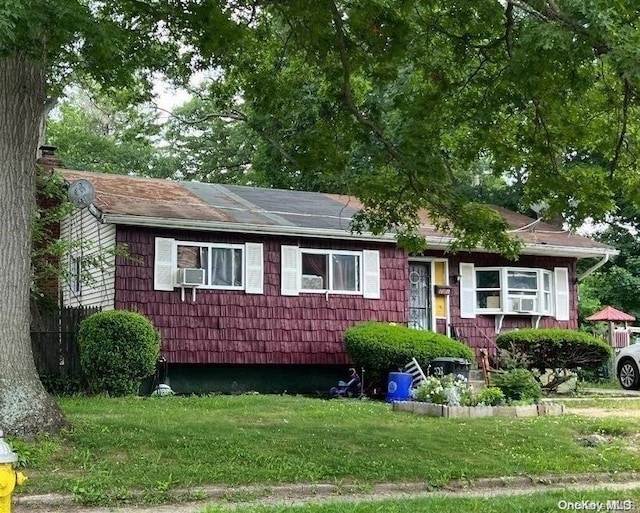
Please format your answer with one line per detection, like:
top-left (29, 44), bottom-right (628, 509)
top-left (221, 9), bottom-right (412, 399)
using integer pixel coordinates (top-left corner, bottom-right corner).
top-left (200, 488), bottom-right (640, 513)
top-left (14, 395), bottom-right (640, 504)
top-left (555, 397), bottom-right (640, 409)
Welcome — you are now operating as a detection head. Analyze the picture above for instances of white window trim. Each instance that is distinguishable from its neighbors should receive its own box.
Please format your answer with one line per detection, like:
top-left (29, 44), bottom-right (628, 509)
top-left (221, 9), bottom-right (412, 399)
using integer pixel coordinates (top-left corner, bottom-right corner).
top-left (299, 248), bottom-right (363, 295)
top-left (176, 240), bottom-right (246, 291)
top-left (155, 237), bottom-right (264, 294)
top-left (474, 266), bottom-right (555, 316)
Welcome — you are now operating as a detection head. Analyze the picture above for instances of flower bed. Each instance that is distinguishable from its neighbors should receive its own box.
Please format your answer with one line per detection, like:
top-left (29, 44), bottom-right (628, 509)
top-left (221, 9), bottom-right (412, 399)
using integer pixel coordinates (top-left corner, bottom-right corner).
top-left (395, 371), bottom-right (563, 418)
top-left (392, 401), bottom-right (565, 418)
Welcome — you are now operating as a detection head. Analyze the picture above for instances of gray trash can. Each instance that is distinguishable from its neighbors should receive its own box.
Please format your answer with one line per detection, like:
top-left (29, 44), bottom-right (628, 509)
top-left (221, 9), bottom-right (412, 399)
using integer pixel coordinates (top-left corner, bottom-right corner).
top-left (429, 357), bottom-right (471, 379)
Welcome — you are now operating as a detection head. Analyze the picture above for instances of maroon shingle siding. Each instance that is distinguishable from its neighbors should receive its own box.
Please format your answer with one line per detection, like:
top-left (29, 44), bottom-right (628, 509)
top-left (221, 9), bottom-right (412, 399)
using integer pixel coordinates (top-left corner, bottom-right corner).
top-left (436, 251), bottom-right (578, 359)
top-left (114, 227), bottom-right (408, 365)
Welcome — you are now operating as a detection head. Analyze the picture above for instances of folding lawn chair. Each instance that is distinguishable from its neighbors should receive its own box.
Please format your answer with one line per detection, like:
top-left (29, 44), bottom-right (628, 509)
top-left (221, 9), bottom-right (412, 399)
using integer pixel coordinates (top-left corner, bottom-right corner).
top-left (403, 357), bottom-right (427, 389)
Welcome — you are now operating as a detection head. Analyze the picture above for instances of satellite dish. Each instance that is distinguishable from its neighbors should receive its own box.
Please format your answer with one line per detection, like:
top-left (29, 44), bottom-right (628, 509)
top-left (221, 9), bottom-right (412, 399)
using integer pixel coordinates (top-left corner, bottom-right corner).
top-left (67, 179), bottom-right (95, 209)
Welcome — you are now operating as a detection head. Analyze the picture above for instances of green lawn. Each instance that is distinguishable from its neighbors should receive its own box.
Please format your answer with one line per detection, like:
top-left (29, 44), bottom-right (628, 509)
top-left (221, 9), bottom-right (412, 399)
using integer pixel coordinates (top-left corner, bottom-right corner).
top-left (200, 489), bottom-right (640, 513)
top-left (556, 397), bottom-right (640, 409)
top-left (12, 395), bottom-right (640, 506)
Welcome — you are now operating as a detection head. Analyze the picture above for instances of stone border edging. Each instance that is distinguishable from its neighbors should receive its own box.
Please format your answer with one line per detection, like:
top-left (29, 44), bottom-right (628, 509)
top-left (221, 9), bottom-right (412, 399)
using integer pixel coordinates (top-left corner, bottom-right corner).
top-left (14, 471), bottom-right (640, 511)
top-left (392, 401), bottom-right (565, 418)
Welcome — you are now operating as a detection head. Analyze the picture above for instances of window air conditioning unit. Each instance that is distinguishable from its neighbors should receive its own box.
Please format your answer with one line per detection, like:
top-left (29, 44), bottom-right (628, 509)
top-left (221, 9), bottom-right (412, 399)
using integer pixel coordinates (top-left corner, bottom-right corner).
top-left (516, 297), bottom-right (536, 313)
top-left (177, 268), bottom-right (206, 287)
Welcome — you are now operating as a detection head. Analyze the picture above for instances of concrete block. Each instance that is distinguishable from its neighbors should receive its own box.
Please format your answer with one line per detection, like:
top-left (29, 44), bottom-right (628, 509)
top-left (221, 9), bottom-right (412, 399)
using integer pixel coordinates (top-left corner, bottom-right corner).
top-left (515, 405), bottom-right (539, 418)
top-left (447, 406), bottom-right (471, 418)
top-left (544, 403), bottom-right (565, 416)
top-left (469, 406), bottom-right (494, 418)
top-left (494, 406), bottom-right (518, 417)
top-left (392, 401), bottom-right (414, 413)
top-left (412, 402), bottom-right (431, 415)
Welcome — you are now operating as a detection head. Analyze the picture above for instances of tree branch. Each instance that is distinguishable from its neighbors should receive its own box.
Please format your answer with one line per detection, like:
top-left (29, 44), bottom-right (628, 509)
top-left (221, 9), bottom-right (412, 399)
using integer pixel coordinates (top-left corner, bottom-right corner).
top-left (505, 0), bottom-right (514, 58)
top-left (611, 78), bottom-right (632, 178)
top-left (531, 98), bottom-right (559, 175)
top-left (328, 1), bottom-right (400, 160)
top-left (511, 0), bottom-right (611, 55)
top-left (152, 103), bottom-right (247, 125)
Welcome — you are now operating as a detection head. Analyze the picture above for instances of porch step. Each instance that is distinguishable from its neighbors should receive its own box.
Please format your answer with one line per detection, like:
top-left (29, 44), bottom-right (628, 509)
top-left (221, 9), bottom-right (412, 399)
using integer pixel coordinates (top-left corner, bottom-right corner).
top-left (468, 368), bottom-right (486, 392)
top-left (468, 369), bottom-right (485, 382)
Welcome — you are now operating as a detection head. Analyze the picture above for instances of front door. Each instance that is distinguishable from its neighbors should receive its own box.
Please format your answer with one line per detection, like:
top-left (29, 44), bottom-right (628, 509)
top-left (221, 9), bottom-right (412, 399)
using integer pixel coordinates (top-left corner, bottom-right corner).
top-left (408, 263), bottom-right (432, 330)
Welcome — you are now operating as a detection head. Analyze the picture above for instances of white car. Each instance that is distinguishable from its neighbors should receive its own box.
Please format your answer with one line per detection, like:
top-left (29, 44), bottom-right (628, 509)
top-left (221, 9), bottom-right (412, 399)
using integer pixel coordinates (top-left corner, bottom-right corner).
top-left (615, 344), bottom-right (640, 390)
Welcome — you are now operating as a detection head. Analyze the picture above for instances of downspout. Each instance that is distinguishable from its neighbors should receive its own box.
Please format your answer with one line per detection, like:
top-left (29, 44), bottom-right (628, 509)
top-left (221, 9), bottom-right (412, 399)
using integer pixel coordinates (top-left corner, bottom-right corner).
top-left (577, 252), bottom-right (611, 282)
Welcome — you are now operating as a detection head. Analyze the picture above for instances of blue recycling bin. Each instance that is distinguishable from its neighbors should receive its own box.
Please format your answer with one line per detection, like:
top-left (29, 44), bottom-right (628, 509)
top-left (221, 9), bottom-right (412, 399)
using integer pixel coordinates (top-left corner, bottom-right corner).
top-left (386, 372), bottom-right (413, 402)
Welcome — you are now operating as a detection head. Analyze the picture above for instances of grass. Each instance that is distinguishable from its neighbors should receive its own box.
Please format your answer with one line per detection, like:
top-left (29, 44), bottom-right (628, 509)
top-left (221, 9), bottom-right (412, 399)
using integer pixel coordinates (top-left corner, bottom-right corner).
top-left (11, 395), bottom-right (640, 506)
top-left (199, 488), bottom-right (640, 513)
top-left (579, 378), bottom-right (622, 390)
top-left (555, 397), bottom-right (640, 409)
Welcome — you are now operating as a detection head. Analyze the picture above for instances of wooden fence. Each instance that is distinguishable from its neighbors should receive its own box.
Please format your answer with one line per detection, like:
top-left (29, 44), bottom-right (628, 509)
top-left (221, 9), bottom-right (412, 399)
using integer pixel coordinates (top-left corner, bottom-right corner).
top-left (31, 306), bottom-right (100, 377)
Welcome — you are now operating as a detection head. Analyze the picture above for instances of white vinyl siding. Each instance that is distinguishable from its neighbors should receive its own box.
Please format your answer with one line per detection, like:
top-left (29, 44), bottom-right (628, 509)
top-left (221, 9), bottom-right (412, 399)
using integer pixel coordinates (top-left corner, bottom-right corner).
top-left (60, 209), bottom-right (116, 309)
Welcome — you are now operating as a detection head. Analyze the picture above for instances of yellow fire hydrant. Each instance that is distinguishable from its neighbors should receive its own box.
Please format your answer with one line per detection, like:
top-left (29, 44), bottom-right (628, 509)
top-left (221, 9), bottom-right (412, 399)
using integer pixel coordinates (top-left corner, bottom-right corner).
top-left (0, 430), bottom-right (27, 513)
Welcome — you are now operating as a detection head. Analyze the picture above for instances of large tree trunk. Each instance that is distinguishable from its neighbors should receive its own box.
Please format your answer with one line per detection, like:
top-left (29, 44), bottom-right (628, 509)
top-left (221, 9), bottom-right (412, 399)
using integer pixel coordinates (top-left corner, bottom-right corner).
top-left (0, 53), bottom-right (68, 437)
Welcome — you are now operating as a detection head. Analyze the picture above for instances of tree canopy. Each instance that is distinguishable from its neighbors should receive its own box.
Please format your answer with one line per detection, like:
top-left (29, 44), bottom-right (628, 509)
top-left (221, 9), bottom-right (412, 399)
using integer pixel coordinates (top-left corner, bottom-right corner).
top-left (54, 0), bottom-right (635, 257)
top-left (168, 1), bottom-right (638, 256)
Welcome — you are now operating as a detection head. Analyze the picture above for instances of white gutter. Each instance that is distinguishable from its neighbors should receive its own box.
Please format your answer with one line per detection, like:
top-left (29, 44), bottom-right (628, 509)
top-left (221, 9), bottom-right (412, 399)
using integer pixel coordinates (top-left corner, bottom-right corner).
top-left (102, 213), bottom-right (399, 243)
top-left (102, 213), bottom-right (618, 259)
top-left (578, 252), bottom-right (612, 281)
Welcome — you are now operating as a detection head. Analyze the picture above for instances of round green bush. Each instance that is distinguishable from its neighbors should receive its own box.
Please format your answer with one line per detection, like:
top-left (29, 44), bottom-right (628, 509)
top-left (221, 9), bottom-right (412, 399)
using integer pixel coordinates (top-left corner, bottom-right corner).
top-left (473, 386), bottom-right (505, 406)
top-left (78, 310), bottom-right (160, 396)
top-left (496, 328), bottom-right (613, 373)
top-left (492, 369), bottom-right (542, 404)
top-left (344, 322), bottom-right (474, 391)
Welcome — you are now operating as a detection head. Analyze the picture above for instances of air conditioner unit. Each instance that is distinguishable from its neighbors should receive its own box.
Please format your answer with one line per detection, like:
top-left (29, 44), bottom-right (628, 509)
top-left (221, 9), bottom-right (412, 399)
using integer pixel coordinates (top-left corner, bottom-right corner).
top-left (516, 297), bottom-right (536, 313)
top-left (177, 268), bottom-right (206, 287)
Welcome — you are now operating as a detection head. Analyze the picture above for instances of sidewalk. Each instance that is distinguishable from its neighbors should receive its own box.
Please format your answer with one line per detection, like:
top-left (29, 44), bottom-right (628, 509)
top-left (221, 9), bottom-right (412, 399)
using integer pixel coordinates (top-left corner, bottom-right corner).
top-left (14, 472), bottom-right (640, 513)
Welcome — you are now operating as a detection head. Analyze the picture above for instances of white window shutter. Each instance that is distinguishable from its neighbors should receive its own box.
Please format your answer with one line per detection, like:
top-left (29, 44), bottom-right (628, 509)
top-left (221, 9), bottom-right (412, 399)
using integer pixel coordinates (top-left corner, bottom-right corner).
top-left (459, 262), bottom-right (476, 318)
top-left (281, 245), bottom-right (300, 296)
top-left (244, 243), bottom-right (264, 294)
top-left (362, 250), bottom-right (380, 299)
top-left (154, 238), bottom-right (175, 291)
top-left (554, 267), bottom-right (570, 321)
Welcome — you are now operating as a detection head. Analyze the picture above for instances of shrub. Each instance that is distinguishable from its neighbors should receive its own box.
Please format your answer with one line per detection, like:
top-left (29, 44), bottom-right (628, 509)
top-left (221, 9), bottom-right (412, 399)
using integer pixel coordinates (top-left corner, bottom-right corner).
top-left (344, 322), bottom-right (474, 391)
top-left (473, 386), bottom-right (505, 406)
top-left (492, 369), bottom-right (541, 404)
top-left (78, 310), bottom-right (160, 396)
top-left (496, 328), bottom-right (613, 374)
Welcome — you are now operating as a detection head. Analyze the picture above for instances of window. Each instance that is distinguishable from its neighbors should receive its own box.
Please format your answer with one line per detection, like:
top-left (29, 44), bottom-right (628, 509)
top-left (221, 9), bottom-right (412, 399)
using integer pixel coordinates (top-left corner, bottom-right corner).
top-left (476, 270), bottom-right (501, 310)
top-left (474, 267), bottom-right (554, 314)
top-left (300, 250), bottom-right (361, 293)
top-left (460, 263), bottom-right (569, 321)
top-left (281, 246), bottom-right (380, 298)
top-left (154, 238), bottom-right (264, 294)
top-left (69, 256), bottom-right (82, 295)
top-left (177, 243), bottom-right (243, 288)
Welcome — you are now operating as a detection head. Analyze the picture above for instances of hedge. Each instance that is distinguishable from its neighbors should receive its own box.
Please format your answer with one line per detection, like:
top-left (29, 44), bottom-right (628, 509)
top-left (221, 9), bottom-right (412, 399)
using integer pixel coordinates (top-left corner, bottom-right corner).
top-left (344, 322), bottom-right (474, 389)
top-left (496, 328), bottom-right (613, 373)
top-left (78, 310), bottom-right (160, 396)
